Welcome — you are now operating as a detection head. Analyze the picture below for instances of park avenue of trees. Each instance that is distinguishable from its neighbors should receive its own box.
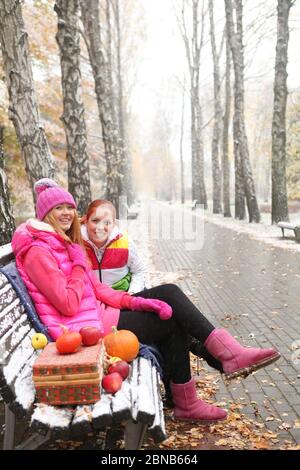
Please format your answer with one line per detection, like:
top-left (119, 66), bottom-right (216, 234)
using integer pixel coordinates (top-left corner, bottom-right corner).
top-left (0, 0), bottom-right (299, 244)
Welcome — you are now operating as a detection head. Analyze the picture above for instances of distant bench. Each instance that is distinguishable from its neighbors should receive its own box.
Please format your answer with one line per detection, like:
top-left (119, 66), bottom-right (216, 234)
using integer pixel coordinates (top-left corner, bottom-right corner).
top-left (191, 200), bottom-right (198, 210)
top-left (0, 244), bottom-right (166, 450)
top-left (124, 203), bottom-right (139, 220)
top-left (277, 222), bottom-right (300, 243)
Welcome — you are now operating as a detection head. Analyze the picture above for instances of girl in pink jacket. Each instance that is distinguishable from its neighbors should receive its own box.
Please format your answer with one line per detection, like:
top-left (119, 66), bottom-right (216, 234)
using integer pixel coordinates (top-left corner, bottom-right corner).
top-left (12, 179), bottom-right (280, 424)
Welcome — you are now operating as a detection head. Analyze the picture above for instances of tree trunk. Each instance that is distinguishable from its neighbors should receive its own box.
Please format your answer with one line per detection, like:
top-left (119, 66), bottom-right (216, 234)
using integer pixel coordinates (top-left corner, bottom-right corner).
top-left (224, 0), bottom-right (260, 222)
top-left (208, 0), bottom-right (222, 214)
top-left (55, 0), bottom-right (91, 215)
top-left (0, 126), bottom-right (15, 244)
top-left (181, 0), bottom-right (207, 208)
top-left (191, 0), bottom-right (207, 207)
top-left (113, 0), bottom-right (133, 204)
top-left (80, 0), bottom-right (119, 213)
top-left (0, 0), bottom-right (55, 197)
top-left (180, 79), bottom-right (185, 204)
top-left (194, 97), bottom-right (207, 207)
top-left (271, 0), bottom-right (292, 223)
top-left (222, 30), bottom-right (232, 218)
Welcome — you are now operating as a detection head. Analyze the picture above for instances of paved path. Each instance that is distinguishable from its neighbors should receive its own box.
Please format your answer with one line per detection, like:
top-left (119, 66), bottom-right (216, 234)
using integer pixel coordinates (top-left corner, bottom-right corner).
top-left (135, 202), bottom-right (300, 445)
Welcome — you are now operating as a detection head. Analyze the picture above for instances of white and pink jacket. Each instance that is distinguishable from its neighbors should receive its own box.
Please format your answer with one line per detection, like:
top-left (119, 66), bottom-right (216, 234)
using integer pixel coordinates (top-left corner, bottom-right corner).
top-left (12, 220), bottom-right (133, 339)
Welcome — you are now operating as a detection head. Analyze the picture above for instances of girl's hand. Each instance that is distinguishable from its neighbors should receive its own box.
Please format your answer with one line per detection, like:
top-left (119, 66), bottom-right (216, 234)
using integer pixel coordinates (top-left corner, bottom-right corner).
top-left (66, 243), bottom-right (88, 270)
top-left (130, 297), bottom-right (173, 320)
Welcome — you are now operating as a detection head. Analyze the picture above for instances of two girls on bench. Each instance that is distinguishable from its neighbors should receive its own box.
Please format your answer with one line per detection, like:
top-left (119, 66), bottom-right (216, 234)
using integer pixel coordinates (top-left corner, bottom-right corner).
top-left (12, 179), bottom-right (280, 424)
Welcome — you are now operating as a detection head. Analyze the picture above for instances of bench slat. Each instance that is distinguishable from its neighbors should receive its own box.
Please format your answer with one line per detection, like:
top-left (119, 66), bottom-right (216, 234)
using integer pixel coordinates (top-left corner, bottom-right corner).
top-left (3, 333), bottom-right (36, 385)
top-left (111, 380), bottom-right (132, 423)
top-left (0, 314), bottom-right (32, 364)
top-left (13, 354), bottom-right (37, 412)
top-left (277, 222), bottom-right (298, 229)
top-left (148, 364), bottom-right (166, 443)
top-left (71, 405), bottom-right (93, 438)
top-left (92, 392), bottom-right (113, 428)
top-left (31, 404), bottom-right (74, 439)
top-left (135, 357), bottom-right (156, 425)
top-left (0, 298), bottom-right (24, 337)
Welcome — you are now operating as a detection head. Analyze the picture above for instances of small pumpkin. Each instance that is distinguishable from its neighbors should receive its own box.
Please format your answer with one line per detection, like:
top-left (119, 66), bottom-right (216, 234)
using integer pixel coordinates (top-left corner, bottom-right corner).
top-left (56, 325), bottom-right (82, 354)
top-left (104, 327), bottom-right (139, 362)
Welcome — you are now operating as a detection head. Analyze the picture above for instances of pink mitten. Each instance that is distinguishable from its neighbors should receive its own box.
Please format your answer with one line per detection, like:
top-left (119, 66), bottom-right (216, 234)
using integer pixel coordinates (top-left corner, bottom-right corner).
top-left (67, 243), bottom-right (88, 270)
top-left (129, 296), bottom-right (173, 320)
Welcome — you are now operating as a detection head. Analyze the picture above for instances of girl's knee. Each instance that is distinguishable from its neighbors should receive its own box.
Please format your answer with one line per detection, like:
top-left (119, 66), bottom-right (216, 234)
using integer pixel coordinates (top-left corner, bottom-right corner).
top-left (161, 283), bottom-right (182, 295)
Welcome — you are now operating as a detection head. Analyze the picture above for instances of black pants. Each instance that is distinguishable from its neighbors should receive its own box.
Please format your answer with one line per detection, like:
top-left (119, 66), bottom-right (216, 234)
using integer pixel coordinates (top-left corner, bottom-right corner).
top-left (117, 284), bottom-right (216, 384)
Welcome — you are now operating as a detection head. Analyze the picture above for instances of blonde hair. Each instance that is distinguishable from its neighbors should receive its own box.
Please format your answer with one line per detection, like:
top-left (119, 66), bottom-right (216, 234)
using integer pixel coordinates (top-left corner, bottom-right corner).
top-left (44, 209), bottom-right (84, 248)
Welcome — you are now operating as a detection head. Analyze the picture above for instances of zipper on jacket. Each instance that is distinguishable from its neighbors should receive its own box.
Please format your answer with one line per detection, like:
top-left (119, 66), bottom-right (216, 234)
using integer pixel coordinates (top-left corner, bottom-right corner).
top-left (98, 259), bottom-right (102, 282)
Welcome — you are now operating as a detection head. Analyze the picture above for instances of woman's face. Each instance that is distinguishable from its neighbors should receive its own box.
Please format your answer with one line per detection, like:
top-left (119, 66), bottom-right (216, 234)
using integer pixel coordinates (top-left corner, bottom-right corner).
top-left (86, 206), bottom-right (115, 248)
top-left (51, 204), bottom-right (75, 232)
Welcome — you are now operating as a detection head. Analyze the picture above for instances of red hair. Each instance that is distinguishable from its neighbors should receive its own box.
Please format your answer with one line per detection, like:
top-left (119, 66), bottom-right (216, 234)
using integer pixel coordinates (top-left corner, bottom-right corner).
top-left (81, 199), bottom-right (116, 224)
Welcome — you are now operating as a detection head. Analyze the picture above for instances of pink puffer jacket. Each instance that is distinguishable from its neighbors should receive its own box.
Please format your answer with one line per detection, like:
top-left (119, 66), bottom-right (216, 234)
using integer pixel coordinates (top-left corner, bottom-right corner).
top-left (12, 220), bottom-right (131, 339)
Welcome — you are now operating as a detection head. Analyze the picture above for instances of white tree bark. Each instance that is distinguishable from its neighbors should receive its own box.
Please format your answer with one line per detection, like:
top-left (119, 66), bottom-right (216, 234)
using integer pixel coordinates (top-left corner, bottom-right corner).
top-left (222, 31), bottom-right (232, 218)
top-left (0, 0), bottom-right (55, 196)
top-left (209, 0), bottom-right (222, 214)
top-left (181, 0), bottom-right (207, 207)
top-left (271, 0), bottom-right (293, 223)
top-left (224, 0), bottom-right (260, 222)
top-left (80, 0), bottom-right (120, 213)
top-left (0, 126), bottom-right (15, 244)
top-left (55, 0), bottom-right (91, 214)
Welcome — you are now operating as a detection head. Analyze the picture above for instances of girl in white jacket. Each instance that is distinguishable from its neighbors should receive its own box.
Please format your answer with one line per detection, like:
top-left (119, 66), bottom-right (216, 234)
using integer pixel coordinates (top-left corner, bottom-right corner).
top-left (81, 199), bottom-right (146, 294)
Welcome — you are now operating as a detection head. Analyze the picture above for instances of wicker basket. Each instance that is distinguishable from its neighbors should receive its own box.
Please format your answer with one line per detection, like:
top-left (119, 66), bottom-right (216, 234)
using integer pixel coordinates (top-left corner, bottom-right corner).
top-left (32, 341), bottom-right (104, 405)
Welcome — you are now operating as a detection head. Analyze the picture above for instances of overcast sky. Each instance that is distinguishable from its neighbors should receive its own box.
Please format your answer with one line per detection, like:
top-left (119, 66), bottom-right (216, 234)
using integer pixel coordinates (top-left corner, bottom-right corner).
top-left (131, 0), bottom-right (300, 124)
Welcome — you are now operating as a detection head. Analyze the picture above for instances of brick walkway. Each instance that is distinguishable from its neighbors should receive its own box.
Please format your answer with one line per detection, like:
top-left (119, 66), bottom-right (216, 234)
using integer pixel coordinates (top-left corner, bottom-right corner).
top-left (136, 202), bottom-right (300, 446)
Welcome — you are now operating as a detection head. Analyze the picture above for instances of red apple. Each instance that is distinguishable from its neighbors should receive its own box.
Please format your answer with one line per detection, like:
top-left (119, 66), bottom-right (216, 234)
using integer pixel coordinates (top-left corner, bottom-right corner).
top-left (108, 360), bottom-right (130, 380)
top-left (80, 326), bottom-right (102, 346)
top-left (102, 372), bottom-right (123, 394)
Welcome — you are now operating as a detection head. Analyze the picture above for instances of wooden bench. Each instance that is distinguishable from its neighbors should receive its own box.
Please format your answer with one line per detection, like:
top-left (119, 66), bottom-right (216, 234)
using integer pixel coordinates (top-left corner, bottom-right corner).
top-left (0, 244), bottom-right (166, 450)
top-left (277, 222), bottom-right (300, 243)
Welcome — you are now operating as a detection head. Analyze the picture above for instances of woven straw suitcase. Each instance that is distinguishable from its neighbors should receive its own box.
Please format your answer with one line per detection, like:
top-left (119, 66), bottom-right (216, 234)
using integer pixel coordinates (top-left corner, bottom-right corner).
top-left (33, 341), bottom-right (104, 405)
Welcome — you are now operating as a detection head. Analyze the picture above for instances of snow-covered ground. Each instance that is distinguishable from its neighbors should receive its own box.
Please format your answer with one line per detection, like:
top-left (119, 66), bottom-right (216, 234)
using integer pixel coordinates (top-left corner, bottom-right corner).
top-left (202, 208), bottom-right (300, 254)
top-left (169, 201), bottom-right (300, 254)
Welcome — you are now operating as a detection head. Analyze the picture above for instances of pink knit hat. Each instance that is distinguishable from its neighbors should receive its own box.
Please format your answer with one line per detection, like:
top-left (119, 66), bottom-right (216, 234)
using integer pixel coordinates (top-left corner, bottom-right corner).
top-left (34, 178), bottom-right (77, 221)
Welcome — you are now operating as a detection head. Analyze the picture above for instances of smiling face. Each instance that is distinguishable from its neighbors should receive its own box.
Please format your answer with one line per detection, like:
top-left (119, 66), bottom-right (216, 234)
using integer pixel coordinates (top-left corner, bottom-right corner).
top-left (50, 204), bottom-right (75, 232)
top-left (86, 205), bottom-right (115, 248)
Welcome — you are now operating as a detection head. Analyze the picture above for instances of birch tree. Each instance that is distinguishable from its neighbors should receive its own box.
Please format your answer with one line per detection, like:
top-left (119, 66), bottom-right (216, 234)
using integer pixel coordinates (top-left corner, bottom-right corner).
top-left (80, 0), bottom-right (120, 212)
top-left (55, 0), bottom-right (91, 214)
top-left (224, 0), bottom-right (260, 222)
top-left (0, 125), bottom-right (15, 244)
top-left (180, 0), bottom-right (207, 208)
top-left (0, 0), bottom-right (55, 196)
top-left (271, 0), bottom-right (294, 223)
top-left (180, 78), bottom-right (186, 204)
top-left (112, 0), bottom-right (133, 204)
top-left (208, 0), bottom-right (222, 214)
top-left (222, 28), bottom-right (232, 217)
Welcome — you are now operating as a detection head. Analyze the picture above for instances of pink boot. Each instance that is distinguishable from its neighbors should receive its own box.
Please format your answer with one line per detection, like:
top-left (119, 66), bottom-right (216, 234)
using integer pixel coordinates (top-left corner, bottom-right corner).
top-left (204, 329), bottom-right (281, 379)
top-left (171, 378), bottom-right (227, 423)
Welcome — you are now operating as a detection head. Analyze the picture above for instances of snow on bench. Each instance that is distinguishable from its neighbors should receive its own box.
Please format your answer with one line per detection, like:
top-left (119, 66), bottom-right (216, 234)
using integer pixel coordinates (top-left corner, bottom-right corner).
top-left (277, 221), bottom-right (300, 243)
top-left (0, 245), bottom-right (166, 450)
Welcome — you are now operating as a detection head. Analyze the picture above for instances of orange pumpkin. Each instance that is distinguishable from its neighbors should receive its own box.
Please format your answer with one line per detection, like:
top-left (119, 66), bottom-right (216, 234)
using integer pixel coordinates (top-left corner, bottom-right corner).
top-left (104, 327), bottom-right (139, 362)
top-left (56, 324), bottom-right (82, 354)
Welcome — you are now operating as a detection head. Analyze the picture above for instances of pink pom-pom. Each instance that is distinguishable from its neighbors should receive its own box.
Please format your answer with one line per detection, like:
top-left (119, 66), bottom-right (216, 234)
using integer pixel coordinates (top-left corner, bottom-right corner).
top-left (34, 178), bottom-right (58, 195)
